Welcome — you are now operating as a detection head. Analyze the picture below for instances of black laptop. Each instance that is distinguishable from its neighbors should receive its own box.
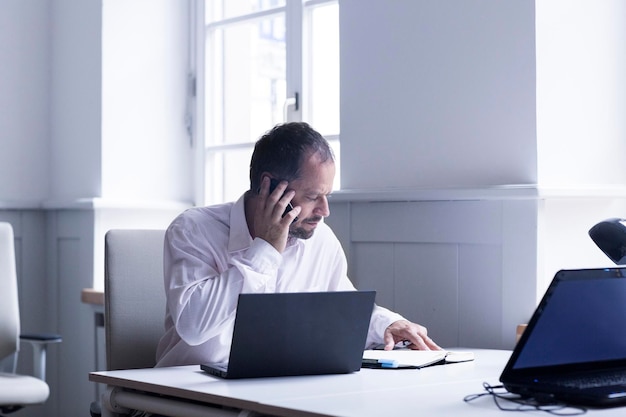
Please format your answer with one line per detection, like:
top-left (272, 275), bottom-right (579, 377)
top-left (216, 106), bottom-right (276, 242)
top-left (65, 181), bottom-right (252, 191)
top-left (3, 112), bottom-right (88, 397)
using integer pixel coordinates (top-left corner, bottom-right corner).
top-left (201, 290), bottom-right (376, 379)
top-left (500, 267), bottom-right (626, 407)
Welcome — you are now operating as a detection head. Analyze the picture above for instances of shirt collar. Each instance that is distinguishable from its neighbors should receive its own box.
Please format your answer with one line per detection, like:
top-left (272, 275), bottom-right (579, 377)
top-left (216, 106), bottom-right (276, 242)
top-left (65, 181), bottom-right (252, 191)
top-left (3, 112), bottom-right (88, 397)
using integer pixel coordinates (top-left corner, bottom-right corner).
top-left (228, 193), bottom-right (253, 253)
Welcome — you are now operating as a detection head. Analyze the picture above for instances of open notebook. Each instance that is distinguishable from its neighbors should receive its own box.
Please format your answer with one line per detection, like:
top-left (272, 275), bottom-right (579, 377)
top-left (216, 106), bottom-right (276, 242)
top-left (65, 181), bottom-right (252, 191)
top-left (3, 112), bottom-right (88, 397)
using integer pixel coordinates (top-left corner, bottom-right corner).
top-left (362, 349), bottom-right (474, 369)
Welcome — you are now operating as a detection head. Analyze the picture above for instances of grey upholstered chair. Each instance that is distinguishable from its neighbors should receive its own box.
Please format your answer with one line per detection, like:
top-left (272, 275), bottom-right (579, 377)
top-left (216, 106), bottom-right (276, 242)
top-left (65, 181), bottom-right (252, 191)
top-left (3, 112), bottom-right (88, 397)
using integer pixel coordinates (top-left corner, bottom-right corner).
top-left (0, 222), bottom-right (62, 416)
top-left (97, 228), bottom-right (248, 417)
top-left (104, 229), bottom-right (166, 371)
top-left (91, 229), bottom-right (167, 417)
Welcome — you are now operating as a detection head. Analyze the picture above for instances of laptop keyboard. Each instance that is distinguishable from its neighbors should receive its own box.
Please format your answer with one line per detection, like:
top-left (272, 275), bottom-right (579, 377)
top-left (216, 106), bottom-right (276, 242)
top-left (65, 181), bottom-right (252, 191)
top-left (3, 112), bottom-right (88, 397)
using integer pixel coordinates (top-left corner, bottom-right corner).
top-left (544, 371), bottom-right (626, 389)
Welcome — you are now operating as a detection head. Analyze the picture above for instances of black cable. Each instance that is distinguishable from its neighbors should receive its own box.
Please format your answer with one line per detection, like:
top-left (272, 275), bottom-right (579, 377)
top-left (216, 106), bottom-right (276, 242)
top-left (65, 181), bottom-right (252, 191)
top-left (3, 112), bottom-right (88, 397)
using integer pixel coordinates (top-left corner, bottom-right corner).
top-left (464, 382), bottom-right (587, 415)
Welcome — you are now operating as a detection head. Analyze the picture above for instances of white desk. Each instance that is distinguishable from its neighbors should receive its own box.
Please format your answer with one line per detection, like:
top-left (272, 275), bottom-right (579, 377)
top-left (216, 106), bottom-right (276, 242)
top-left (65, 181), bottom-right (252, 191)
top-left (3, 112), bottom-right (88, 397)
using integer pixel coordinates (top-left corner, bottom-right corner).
top-left (89, 349), bottom-right (622, 417)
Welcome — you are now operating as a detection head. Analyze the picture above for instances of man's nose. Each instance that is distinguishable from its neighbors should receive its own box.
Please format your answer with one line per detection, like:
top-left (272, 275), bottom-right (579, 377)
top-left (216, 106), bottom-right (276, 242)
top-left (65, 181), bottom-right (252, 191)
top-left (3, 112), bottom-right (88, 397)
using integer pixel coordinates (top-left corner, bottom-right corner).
top-left (315, 196), bottom-right (330, 218)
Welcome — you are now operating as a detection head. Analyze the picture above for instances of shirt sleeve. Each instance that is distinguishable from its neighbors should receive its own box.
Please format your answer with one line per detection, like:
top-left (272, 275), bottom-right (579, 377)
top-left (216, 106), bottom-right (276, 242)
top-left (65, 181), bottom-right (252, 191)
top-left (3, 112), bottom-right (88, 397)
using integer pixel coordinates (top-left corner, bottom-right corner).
top-left (164, 213), bottom-right (282, 346)
top-left (365, 305), bottom-right (406, 349)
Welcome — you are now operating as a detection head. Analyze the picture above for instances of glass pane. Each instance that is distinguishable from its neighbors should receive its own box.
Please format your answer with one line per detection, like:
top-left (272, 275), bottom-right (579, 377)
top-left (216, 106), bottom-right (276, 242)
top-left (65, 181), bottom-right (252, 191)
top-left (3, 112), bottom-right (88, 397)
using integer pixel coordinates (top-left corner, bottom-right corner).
top-left (206, 16), bottom-right (286, 145)
top-left (206, 0), bottom-right (286, 23)
top-left (307, 3), bottom-right (339, 135)
top-left (205, 148), bottom-right (255, 205)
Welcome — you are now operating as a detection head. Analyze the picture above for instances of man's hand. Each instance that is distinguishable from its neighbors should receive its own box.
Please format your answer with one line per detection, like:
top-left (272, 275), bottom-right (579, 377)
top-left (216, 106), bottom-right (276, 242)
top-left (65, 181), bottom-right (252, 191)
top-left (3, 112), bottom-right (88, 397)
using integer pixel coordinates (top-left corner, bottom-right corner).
top-left (382, 319), bottom-right (442, 351)
top-left (253, 177), bottom-right (301, 253)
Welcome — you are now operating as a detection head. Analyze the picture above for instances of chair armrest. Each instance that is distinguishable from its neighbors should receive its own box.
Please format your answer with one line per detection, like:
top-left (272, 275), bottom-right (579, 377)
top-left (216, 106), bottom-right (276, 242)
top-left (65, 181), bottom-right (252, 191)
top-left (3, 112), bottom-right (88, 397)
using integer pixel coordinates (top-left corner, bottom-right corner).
top-left (20, 333), bottom-right (62, 381)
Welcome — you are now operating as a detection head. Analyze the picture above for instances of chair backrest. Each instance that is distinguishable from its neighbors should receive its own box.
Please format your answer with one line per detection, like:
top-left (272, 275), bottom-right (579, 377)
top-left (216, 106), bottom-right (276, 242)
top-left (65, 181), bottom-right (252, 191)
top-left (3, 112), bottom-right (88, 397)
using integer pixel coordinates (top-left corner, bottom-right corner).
top-left (0, 222), bottom-right (20, 366)
top-left (104, 229), bottom-right (166, 371)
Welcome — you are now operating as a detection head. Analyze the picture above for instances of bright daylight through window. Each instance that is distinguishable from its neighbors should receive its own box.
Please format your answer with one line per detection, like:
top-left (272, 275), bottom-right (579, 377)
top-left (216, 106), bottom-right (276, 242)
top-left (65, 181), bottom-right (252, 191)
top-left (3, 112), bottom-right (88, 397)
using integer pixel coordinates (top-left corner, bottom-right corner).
top-left (199, 0), bottom-right (339, 205)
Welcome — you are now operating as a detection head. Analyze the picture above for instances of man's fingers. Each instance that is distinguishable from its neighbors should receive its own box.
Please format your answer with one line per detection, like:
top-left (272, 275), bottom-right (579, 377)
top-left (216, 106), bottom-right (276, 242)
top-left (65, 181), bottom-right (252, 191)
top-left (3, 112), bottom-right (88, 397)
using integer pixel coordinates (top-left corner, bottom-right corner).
top-left (259, 176), bottom-right (270, 196)
top-left (424, 335), bottom-right (443, 351)
top-left (383, 320), bottom-right (443, 352)
top-left (410, 337), bottom-right (430, 350)
top-left (282, 205), bottom-right (301, 226)
top-left (408, 334), bottom-right (442, 351)
top-left (382, 333), bottom-right (396, 351)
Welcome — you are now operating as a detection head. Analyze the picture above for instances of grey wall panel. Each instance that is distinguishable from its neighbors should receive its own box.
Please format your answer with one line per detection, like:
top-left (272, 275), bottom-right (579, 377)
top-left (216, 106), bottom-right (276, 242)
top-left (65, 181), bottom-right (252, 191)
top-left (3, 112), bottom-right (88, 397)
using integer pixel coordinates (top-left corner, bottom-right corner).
top-left (394, 243), bottom-right (460, 347)
top-left (330, 197), bottom-right (535, 350)
top-left (458, 244), bottom-right (503, 348)
top-left (351, 243), bottom-right (394, 307)
top-left (350, 201), bottom-right (503, 244)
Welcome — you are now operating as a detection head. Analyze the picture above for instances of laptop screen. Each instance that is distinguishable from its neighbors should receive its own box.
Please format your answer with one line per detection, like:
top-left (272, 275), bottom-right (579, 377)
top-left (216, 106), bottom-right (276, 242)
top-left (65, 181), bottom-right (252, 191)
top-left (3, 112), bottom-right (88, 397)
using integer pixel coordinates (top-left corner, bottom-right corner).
top-left (504, 268), bottom-right (626, 376)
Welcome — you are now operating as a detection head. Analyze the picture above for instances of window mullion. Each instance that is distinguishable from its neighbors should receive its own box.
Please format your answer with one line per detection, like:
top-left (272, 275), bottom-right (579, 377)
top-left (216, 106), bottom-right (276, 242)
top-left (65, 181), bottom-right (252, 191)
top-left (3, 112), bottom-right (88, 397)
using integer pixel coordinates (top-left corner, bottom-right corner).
top-left (285, 0), bottom-right (303, 123)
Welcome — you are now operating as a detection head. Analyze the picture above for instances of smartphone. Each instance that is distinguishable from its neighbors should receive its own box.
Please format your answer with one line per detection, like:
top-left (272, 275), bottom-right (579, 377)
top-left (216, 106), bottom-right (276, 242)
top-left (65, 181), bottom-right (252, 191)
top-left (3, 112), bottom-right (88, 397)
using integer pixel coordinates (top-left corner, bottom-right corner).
top-left (269, 178), bottom-right (297, 220)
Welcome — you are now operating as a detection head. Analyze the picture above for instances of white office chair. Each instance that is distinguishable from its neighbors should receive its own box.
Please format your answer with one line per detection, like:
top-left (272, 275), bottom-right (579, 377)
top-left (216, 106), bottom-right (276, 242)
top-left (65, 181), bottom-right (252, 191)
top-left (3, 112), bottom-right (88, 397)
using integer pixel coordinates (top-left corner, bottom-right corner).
top-left (0, 222), bottom-right (62, 416)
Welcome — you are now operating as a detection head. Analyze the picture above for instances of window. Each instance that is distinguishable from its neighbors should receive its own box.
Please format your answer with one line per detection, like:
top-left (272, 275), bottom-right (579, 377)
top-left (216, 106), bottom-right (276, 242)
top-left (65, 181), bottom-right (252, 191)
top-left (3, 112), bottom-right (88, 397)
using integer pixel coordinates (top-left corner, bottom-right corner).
top-left (193, 0), bottom-right (339, 205)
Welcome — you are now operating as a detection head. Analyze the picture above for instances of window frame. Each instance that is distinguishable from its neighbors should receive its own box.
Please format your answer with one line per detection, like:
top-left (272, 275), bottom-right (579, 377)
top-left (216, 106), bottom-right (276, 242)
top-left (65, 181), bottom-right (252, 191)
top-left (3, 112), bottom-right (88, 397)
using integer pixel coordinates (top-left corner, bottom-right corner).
top-left (190, 0), bottom-right (339, 206)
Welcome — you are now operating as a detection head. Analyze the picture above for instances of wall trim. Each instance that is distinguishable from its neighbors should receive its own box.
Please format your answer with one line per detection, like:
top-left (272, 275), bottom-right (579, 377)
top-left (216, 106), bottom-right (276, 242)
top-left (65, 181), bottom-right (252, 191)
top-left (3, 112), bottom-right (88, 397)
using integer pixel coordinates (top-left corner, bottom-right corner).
top-left (0, 198), bottom-right (192, 211)
top-left (330, 185), bottom-right (626, 203)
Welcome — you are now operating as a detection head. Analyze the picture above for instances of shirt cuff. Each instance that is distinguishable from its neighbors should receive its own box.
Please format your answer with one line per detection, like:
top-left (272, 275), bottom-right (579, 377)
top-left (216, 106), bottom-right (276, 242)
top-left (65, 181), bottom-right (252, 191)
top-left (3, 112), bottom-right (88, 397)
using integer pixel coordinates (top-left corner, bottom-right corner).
top-left (244, 238), bottom-right (282, 273)
top-left (240, 238), bottom-right (282, 293)
top-left (368, 305), bottom-right (406, 346)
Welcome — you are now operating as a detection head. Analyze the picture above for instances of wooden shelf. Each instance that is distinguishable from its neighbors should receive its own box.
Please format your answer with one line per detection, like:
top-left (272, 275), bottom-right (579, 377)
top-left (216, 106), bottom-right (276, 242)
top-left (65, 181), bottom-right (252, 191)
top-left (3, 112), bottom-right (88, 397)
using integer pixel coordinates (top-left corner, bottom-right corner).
top-left (81, 288), bottom-right (104, 306)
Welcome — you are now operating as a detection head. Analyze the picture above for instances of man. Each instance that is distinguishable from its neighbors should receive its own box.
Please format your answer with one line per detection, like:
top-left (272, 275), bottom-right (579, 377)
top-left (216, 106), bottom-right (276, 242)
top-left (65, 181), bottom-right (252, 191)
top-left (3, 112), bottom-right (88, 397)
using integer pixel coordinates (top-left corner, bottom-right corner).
top-left (155, 122), bottom-right (440, 367)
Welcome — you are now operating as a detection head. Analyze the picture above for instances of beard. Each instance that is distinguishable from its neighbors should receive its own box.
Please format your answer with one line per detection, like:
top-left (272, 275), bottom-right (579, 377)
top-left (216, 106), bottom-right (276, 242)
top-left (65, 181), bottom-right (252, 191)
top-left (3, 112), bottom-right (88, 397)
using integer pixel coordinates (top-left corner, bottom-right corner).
top-left (288, 216), bottom-right (323, 240)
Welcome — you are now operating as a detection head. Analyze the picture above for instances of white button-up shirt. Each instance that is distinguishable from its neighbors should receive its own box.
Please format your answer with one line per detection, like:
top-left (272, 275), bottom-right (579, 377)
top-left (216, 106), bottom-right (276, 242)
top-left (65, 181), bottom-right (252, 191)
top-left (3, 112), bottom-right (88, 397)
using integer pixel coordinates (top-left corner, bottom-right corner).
top-left (155, 194), bottom-right (404, 367)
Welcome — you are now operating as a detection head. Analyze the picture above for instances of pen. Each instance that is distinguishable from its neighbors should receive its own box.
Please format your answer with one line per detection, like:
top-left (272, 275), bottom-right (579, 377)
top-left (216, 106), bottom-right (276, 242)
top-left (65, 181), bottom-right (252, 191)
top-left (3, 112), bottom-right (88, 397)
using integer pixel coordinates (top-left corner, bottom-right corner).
top-left (362, 358), bottom-right (399, 369)
top-left (398, 340), bottom-right (412, 348)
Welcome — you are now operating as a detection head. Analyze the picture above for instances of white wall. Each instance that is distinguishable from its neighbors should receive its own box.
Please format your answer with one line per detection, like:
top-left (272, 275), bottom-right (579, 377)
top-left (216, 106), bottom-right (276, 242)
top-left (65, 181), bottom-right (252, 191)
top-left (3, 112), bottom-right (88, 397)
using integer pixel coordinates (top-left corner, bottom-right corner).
top-left (340, 0), bottom-right (537, 190)
top-left (101, 0), bottom-right (192, 202)
top-left (0, 0), bottom-right (50, 203)
top-left (0, 1), bottom-right (192, 416)
top-left (49, 0), bottom-right (103, 200)
top-left (536, 0), bottom-right (626, 188)
top-left (534, 0), bottom-right (626, 292)
top-left (537, 196), bottom-right (626, 295)
top-left (0, 0), bottom-right (194, 206)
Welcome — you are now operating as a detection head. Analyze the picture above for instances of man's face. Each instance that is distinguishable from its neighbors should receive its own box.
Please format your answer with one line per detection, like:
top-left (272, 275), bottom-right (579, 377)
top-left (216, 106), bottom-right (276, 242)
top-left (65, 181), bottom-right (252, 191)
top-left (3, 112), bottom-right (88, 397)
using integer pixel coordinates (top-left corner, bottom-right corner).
top-left (287, 154), bottom-right (335, 239)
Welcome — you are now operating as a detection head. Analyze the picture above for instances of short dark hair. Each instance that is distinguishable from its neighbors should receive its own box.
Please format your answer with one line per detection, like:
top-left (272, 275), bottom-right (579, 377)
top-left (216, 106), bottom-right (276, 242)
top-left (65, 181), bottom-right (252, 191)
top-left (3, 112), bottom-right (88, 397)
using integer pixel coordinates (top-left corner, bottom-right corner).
top-left (249, 122), bottom-right (334, 192)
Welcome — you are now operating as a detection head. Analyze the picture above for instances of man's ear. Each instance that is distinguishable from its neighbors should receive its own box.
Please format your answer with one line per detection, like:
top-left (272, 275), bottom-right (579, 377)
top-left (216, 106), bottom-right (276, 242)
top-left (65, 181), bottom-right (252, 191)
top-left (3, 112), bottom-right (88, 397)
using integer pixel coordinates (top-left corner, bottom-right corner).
top-left (256, 173), bottom-right (272, 193)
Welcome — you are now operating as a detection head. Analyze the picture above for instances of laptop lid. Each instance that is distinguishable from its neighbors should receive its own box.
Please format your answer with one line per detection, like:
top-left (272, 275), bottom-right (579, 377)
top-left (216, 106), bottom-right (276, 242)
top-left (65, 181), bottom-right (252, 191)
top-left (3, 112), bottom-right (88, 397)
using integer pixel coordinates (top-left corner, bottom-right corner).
top-left (201, 290), bottom-right (376, 379)
top-left (500, 267), bottom-right (626, 406)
